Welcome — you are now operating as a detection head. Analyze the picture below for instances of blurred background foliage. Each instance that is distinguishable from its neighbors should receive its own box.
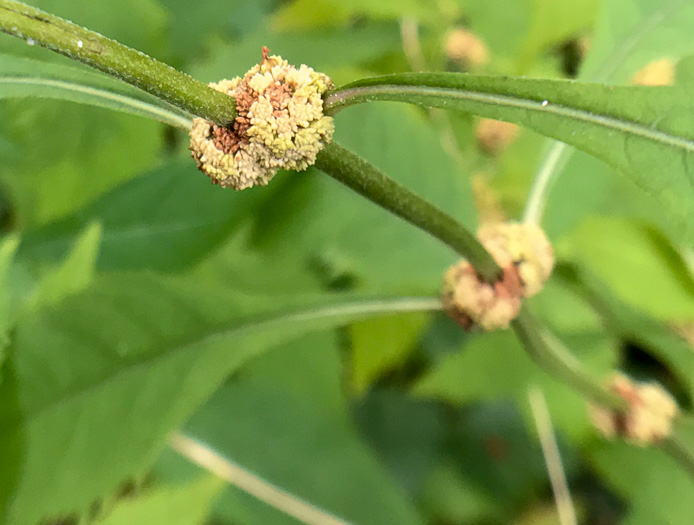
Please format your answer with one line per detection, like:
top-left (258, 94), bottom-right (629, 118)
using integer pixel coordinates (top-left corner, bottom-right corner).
top-left (0, 0), bottom-right (694, 524)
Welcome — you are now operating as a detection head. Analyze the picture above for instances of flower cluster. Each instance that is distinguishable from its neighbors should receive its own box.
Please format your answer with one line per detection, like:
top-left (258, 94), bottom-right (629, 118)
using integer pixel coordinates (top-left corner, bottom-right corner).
top-left (590, 374), bottom-right (679, 446)
top-left (189, 47), bottom-right (335, 190)
top-left (442, 222), bottom-right (553, 330)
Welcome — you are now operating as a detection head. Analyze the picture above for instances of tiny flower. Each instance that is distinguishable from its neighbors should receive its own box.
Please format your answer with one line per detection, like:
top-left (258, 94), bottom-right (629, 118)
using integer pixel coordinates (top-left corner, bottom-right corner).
top-left (189, 47), bottom-right (335, 190)
top-left (442, 222), bottom-right (553, 331)
top-left (442, 262), bottom-right (524, 330)
top-left (477, 222), bottom-right (554, 297)
top-left (590, 374), bottom-right (679, 446)
top-left (632, 58), bottom-right (676, 86)
top-left (475, 118), bottom-right (519, 155)
top-left (444, 27), bottom-right (489, 68)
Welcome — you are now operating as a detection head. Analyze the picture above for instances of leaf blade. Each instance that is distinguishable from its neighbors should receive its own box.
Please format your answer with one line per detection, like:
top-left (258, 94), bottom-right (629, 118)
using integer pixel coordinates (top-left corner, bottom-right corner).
top-left (327, 73), bottom-right (694, 242)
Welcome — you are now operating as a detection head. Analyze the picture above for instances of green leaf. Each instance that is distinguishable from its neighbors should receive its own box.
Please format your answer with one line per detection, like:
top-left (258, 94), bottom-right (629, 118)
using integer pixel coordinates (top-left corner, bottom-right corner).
top-left (587, 438), bottom-right (694, 524)
top-left (517, 0), bottom-right (599, 71)
top-left (350, 313), bottom-right (430, 395)
top-left (25, 221), bottom-right (101, 310)
top-left (0, 235), bottom-right (18, 348)
top-left (562, 217), bottom-right (694, 320)
top-left (17, 161), bottom-right (270, 272)
top-left (414, 330), bottom-right (618, 440)
top-left (562, 264), bottom-right (694, 398)
top-left (534, 0), bottom-right (694, 238)
top-left (328, 73), bottom-right (694, 243)
top-left (0, 272), bottom-right (438, 525)
top-left (183, 333), bottom-right (425, 525)
top-left (272, 0), bottom-right (432, 29)
top-left (251, 103), bottom-right (476, 291)
top-left (97, 476), bottom-right (223, 525)
top-left (581, 0), bottom-right (694, 83)
top-left (0, 54), bottom-right (191, 128)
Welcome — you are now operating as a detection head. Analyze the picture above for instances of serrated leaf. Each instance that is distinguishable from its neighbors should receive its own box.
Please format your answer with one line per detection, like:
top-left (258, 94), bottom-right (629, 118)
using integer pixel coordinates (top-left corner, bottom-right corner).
top-left (328, 73), bottom-right (694, 243)
top-left (0, 272), bottom-right (438, 525)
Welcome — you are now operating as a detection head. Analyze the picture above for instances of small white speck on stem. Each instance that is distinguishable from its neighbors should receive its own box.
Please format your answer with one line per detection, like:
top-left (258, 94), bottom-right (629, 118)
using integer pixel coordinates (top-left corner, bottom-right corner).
top-left (541, 100), bottom-right (549, 107)
top-left (77, 40), bottom-right (83, 48)
top-left (26, 37), bottom-right (35, 46)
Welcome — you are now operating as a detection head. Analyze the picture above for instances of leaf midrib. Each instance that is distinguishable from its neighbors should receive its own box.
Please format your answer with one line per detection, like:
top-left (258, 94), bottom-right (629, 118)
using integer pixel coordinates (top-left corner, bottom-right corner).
top-left (0, 76), bottom-right (192, 128)
top-left (331, 83), bottom-right (694, 154)
top-left (16, 296), bottom-right (441, 423)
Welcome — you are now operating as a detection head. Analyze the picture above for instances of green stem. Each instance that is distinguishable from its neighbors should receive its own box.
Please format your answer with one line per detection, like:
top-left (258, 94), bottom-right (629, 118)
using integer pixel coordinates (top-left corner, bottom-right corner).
top-left (662, 416), bottom-right (694, 480)
top-left (0, 0), bottom-right (235, 125)
top-left (512, 308), bottom-right (626, 410)
top-left (315, 142), bottom-right (500, 281)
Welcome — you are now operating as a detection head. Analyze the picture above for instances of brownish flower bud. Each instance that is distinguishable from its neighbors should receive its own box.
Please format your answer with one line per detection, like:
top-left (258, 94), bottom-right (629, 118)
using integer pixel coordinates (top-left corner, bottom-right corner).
top-left (189, 47), bottom-right (335, 190)
top-left (590, 374), bottom-right (679, 446)
top-left (444, 28), bottom-right (489, 68)
top-left (475, 118), bottom-right (519, 156)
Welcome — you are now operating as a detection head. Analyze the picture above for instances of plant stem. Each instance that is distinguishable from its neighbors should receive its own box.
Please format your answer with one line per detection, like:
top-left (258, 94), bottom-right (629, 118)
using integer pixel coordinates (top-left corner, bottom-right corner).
top-left (315, 142), bottom-right (501, 281)
top-left (0, 0), bottom-right (235, 125)
top-left (512, 308), bottom-right (626, 410)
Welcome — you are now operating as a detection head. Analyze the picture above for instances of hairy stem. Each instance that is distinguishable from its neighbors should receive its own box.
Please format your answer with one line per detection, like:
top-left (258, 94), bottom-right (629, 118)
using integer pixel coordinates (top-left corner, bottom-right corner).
top-left (0, 0), bottom-right (235, 125)
top-left (315, 142), bottom-right (500, 281)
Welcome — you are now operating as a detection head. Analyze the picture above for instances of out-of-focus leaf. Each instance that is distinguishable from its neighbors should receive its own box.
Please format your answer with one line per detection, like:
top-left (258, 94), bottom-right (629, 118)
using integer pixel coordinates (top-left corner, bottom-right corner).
top-left (0, 54), bottom-right (191, 128)
top-left (163, 0), bottom-right (275, 63)
top-left (587, 439), bottom-right (694, 524)
top-left (517, 0), bottom-right (599, 72)
top-left (1, 101), bottom-right (163, 225)
top-left (17, 161), bottom-right (270, 273)
top-left (19, 0), bottom-right (168, 58)
top-left (565, 264), bottom-right (694, 397)
top-left (251, 103), bottom-right (476, 292)
top-left (581, 0), bottom-right (694, 83)
top-left (0, 272), bottom-right (438, 525)
top-left (184, 333), bottom-right (426, 525)
top-left (354, 390), bottom-right (444, 495)
top-left (537, 0), bottom-right (694, 239)
top-left (563, 217), bottom-right (694, 320)
top-left (25, 221), bottom-right (101, 310)
top-left (272, 0), bottom-right (432, 29)
top-left (350, 312), bottom-right (430, 395)
top-left (419, 462), bottom-right (502, 524)
top-left (191, 24), bottom-right (402, 88)
top-left (328, 73), bottom-right (694, 244)
top-left (530, 278), bottom-right (603, 334)
top-left (414, 329), bottom-right (618, 440)
top-left (0, 235), bottom-right (18, 348)
top-left (97, 476), bottom-right (222, 525)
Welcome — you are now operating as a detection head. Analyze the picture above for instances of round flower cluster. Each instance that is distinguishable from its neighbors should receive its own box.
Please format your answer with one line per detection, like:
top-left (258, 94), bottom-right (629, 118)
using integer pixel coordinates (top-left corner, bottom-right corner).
top-left (477, 222), bottom-right (554, 298)
top-left (590, 374), bottom-right (679, 446)
top-left (442, 222), bottom-right (554, 330)
top-left (189, 47), bottom-right (335, 190)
